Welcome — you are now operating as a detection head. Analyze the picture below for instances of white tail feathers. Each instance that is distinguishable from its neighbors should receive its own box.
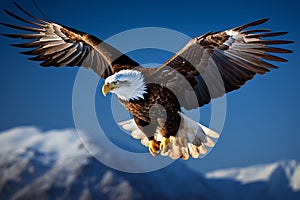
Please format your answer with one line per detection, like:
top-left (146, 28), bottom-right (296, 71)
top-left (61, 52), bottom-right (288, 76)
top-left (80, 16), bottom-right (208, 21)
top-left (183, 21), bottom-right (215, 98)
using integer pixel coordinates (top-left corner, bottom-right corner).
top-left (118, 112), bottom-right (220, 160)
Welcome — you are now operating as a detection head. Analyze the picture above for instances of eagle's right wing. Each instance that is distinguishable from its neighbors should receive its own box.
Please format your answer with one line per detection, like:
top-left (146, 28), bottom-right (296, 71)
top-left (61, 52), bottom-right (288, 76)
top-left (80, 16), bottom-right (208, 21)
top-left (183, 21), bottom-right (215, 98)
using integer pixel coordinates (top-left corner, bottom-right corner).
top-left (1, 3), bottom-right (139, 79)
top-left (153, 19), bottom-right (293, 110)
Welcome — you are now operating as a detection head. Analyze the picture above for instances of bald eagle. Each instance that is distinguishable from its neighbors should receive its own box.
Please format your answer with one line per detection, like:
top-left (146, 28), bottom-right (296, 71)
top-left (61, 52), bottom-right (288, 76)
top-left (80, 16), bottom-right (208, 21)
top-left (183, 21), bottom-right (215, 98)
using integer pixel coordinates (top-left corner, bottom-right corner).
top-left (2, 3), bottom-right (293, 160)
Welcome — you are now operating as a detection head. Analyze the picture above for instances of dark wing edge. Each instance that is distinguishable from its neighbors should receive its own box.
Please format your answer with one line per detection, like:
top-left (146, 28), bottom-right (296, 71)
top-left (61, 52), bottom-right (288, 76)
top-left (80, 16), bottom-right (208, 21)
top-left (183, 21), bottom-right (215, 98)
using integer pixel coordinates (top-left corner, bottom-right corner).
top-left (154, 18), bottom-right (293, 109)
top-left (1, 2), bottom-right (139, 78)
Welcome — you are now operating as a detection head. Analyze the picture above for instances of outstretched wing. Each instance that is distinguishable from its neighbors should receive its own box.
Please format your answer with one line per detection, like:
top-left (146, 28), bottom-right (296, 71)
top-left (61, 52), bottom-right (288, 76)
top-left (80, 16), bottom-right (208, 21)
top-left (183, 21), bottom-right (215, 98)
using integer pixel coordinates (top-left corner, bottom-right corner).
top-left (1, 3), bottom-right (139, 79)
top-left (153, 19), bottom-right (293, 109)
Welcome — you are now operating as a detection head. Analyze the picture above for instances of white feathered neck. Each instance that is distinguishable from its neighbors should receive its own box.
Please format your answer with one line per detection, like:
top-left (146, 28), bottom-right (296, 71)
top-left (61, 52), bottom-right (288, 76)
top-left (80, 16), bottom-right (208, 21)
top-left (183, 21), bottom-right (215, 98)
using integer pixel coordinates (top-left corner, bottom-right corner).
top-left (105, 69), bottom-right (147, 101)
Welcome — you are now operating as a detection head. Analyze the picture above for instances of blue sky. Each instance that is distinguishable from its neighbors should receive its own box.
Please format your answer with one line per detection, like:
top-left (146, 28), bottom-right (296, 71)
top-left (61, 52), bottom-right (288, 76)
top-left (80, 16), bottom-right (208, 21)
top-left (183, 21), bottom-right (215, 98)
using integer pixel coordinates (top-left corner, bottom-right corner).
top-left (0, 0), bottom-right (299, 173)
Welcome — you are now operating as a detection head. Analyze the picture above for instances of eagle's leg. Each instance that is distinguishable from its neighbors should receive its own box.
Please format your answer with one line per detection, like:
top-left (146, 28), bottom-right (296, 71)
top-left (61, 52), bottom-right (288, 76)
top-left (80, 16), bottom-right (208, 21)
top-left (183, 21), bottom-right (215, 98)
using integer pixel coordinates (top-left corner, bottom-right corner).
top-left (149, 139), bottom-right (160, 156)
top-left (159, 137), bottom-right (170, 153)
top-left (133, 117), bottom-right (160, 156)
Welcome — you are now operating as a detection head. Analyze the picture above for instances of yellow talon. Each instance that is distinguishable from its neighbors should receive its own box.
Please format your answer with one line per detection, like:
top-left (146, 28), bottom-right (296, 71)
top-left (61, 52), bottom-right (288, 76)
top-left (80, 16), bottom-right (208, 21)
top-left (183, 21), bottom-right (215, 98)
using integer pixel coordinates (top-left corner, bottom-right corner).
top-left (149, 140), bottom-right (159, 156)
top-left (160, 137), bottom-right (170, 153)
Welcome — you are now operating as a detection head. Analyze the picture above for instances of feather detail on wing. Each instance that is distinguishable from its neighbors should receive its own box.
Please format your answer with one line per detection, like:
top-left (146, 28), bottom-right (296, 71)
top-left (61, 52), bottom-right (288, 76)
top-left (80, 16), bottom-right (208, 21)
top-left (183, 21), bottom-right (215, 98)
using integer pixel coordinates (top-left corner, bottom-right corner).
top-left (1, 3), bottom-right (138, 78)
top-left (153, 19), bottom-right (293, 109)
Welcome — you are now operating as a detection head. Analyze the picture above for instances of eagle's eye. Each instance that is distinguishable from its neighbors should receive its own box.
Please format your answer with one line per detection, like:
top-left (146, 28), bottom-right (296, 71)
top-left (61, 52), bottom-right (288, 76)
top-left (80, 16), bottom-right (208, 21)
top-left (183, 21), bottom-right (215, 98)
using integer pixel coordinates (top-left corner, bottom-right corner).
top-left (112, 80), bottom-right (118, 84)
top-left (110, 80), bottom-right (120, 88)
top-left (114, 80), bottom-right (128, 86)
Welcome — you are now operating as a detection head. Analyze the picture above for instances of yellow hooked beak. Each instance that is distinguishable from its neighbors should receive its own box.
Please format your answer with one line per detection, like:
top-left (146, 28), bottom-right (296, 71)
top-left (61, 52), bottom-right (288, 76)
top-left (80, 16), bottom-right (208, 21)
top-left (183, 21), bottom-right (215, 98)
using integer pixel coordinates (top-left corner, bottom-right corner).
top-left (102, 82), bottom-right (115, 96)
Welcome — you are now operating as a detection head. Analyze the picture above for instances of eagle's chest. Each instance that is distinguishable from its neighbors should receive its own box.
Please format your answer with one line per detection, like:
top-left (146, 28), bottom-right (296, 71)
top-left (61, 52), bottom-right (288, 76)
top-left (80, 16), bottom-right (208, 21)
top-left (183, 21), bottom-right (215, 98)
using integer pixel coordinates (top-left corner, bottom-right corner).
top-left (118, 83), bottom-right (181, 122)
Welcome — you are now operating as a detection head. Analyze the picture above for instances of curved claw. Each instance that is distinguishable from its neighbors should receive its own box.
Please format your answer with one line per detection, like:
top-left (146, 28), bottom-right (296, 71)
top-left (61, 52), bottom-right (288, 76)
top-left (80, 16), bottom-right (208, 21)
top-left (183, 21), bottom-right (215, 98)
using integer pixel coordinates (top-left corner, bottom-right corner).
top-left (149, 140), bottom-right (159, 156)
top-left (159, 137), bottom-right (170, 153)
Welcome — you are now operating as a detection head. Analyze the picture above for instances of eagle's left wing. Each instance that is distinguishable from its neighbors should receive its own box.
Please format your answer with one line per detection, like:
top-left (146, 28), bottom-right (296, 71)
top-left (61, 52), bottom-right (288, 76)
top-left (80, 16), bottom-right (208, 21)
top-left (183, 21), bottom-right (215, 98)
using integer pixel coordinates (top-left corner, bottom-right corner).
top-left (1, 3), bottom-right (139, 79)
top-left (153, 19), bottom-right (293, 110)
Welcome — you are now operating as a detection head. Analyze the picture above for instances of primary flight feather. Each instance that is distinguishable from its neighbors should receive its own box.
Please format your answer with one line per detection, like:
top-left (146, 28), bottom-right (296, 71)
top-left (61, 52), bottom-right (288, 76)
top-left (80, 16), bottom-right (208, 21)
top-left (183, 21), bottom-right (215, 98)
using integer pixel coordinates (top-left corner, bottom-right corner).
top-left (2, 3), bottom-right (293, 160)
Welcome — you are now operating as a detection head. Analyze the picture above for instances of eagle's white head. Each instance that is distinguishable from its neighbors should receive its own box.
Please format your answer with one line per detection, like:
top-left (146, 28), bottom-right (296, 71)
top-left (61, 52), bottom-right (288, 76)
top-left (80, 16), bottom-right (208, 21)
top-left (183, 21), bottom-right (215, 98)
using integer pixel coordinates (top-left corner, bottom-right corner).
top-left (102, 69), bottom-right (147, 101)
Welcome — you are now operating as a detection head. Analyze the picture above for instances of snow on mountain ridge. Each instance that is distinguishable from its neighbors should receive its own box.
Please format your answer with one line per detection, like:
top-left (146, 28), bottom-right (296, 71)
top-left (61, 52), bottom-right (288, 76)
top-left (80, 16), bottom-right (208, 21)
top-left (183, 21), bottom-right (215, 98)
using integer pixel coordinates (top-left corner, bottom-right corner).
top-left (206, 162), bottom-right (280, 183)
top-left (0, 127), bottom-right (87, 167)
top-left (205, 160), bottom-right (300, 190)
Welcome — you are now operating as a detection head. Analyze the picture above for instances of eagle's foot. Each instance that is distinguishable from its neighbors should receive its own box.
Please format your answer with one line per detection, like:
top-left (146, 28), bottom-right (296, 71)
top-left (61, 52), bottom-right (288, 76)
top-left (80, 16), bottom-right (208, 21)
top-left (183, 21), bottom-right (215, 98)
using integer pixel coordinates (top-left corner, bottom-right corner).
top-left (149, 140), bottom-right (160, 156)
top-left (159, 137), bottom-right (170, 153)
top-left (181, 153), bottom-right (189, 160)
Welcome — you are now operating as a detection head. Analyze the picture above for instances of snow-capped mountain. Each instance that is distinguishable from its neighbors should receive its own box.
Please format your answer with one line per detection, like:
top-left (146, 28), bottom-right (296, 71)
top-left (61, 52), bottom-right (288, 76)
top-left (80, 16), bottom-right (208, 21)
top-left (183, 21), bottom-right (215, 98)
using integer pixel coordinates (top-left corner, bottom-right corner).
top-left (0, 127), bottom-right (299, 200)
top-left (206, 160), bottom-right (300, 200)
